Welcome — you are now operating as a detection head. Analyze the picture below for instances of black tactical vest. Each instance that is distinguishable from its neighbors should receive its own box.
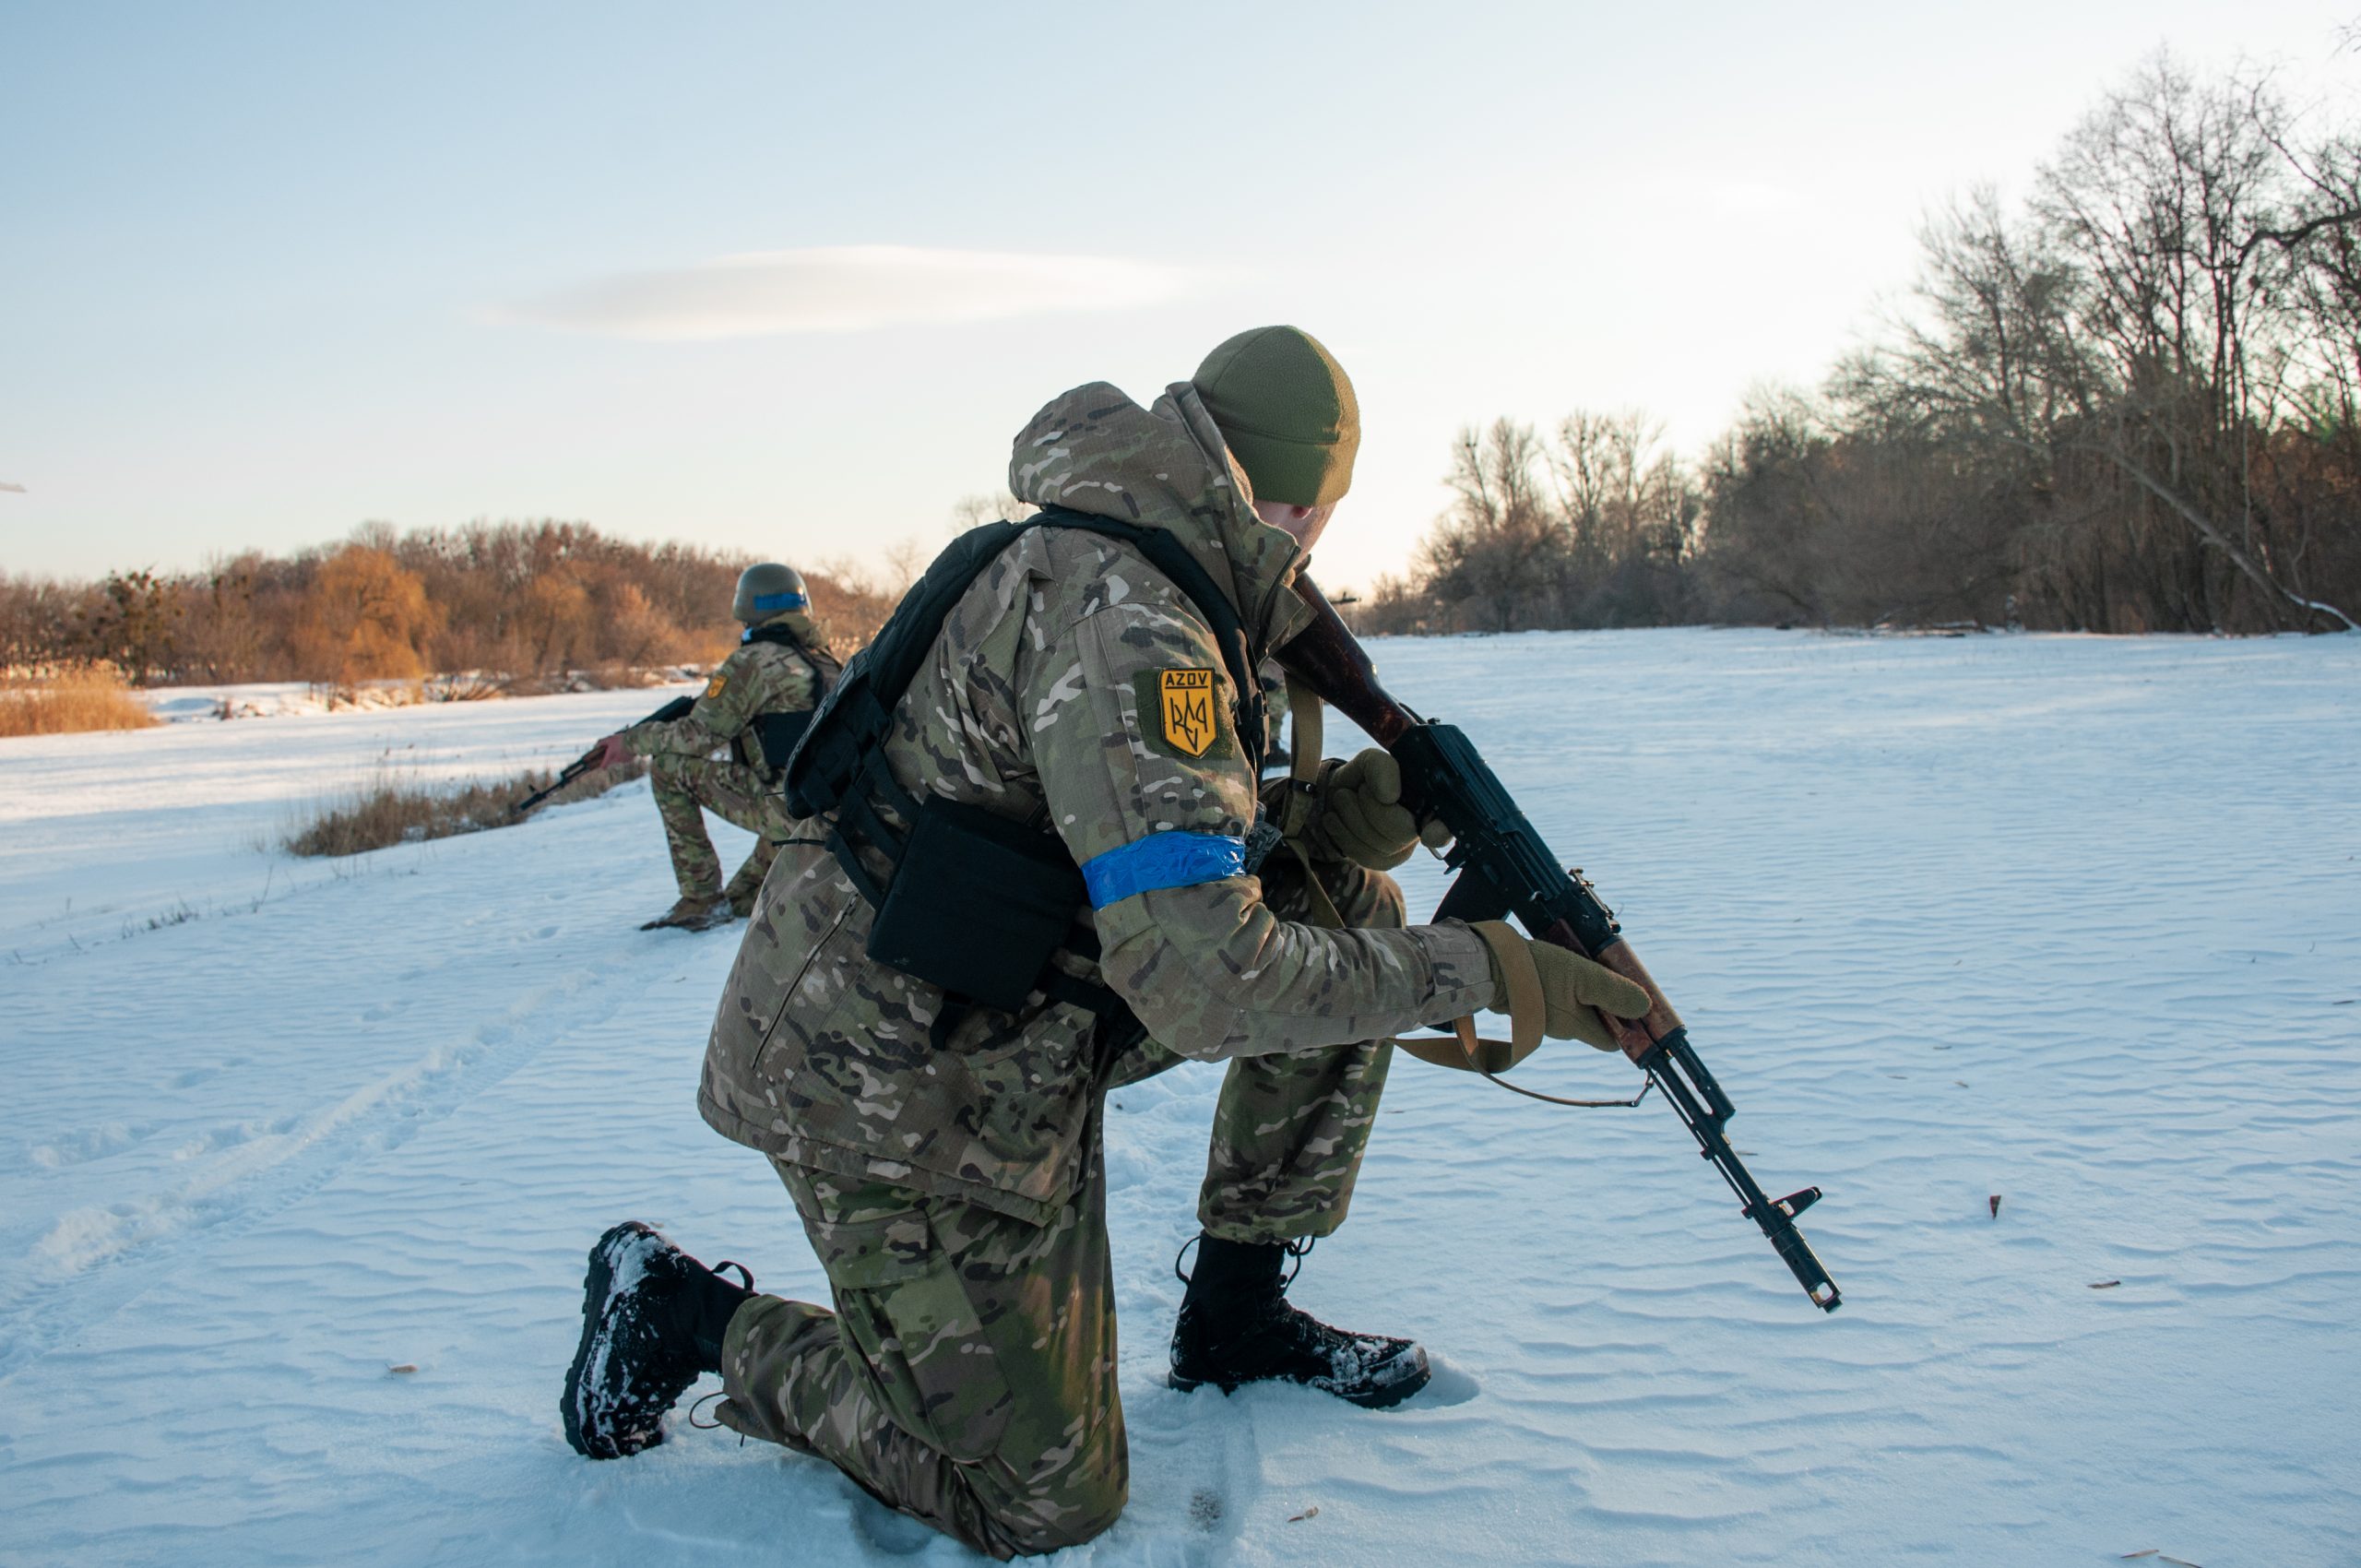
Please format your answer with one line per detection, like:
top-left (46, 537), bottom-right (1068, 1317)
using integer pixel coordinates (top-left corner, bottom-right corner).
top-left (741, 623), bottom-right (842, 771)
top-left (779, 506), bottom-right (1264, 1046)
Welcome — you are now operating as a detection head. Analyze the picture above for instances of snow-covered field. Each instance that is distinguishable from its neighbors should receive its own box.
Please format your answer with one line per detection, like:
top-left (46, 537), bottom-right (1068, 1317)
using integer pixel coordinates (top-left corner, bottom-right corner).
top-left (2, 630), bottom-right (2355, 1567)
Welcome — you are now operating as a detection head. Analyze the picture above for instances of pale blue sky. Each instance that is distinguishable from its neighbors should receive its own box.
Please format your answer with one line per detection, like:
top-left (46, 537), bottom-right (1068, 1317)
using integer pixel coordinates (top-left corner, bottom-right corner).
top-left (3, 2), bottom-right (2352, 593)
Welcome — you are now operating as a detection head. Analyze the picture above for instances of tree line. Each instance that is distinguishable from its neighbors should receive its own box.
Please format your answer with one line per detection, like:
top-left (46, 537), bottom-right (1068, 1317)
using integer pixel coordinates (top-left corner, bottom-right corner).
top-left (11, 56), bottom-right (2353, 683)
top-left (0, 520), bottom-right (898, 691)
top-left (1359, 54), bottom-right (2361, 637)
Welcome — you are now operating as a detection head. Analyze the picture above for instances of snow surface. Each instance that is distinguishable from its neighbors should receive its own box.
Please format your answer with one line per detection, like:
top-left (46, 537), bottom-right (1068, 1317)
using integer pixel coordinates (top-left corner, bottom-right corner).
top-left (141, 682), bottom-right (428, 723)
top-left (2, 629), bottom-right (2355, 1567)
top-left (136, 672), bottom-right (713, 725)
top-left (1, 682), bottom-right (699, 963)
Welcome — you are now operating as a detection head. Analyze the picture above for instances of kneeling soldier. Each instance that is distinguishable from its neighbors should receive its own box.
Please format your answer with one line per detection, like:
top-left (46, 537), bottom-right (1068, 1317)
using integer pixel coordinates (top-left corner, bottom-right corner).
top-left (588, 564), bottom-right (839, 931)
top-left (563, 329), bottom-right (1649, 1553)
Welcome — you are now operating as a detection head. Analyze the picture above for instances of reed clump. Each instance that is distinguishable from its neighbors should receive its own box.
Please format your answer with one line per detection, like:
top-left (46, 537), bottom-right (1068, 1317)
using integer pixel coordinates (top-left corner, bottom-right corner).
top-left (0, 663), bottom-right (160, 737)
top-left (282, 760), bottom-right (644, 857)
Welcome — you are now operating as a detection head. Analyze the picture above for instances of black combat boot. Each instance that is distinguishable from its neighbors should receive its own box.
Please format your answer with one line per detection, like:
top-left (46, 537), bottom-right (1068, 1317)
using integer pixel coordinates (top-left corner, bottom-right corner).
top-left (561, 1220), bottom-right (754, 1458)
top-left (1168, 1235), bottom-right (1430, 1409)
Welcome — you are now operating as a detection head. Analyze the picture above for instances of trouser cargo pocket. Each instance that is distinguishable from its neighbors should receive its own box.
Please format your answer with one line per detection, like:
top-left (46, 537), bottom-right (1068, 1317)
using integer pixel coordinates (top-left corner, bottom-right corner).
top-left (806, 1205), bottom-right (1016, 1465)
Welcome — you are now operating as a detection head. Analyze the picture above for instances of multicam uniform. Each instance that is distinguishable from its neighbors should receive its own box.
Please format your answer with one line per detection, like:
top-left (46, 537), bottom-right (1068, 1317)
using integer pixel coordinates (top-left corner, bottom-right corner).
top-left (697, 383), bottom-right (1501, 1557)
top-left (625, 613), bottom-right (834, 909)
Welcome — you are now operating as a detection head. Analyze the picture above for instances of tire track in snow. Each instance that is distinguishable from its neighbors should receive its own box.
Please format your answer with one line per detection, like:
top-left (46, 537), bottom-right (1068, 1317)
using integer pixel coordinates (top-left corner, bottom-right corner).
top-left (0, 820), bottom-right (724, 1390)
top-left (0, 966), bottom-right (636, 1386)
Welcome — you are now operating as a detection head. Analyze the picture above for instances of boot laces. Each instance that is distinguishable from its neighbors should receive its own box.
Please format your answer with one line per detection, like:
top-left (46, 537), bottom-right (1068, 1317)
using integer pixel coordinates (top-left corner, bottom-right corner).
top-left (1170, 1234), bottom-right (1316, 1293)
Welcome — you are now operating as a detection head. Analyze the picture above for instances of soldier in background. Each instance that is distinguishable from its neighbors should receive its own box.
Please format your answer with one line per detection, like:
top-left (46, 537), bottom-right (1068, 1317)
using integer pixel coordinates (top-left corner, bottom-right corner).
top-left (562, 331), bottom-right (1648, 1552)
top-left (586, 564), bottom-right (839, 931)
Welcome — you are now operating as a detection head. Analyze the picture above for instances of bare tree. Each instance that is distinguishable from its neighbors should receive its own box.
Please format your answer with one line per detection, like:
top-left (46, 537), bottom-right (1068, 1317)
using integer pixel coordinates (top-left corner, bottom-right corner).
top-left (2035, 57), bottom-right (2357, 628)
top-left (880, 538), bottom-right (931, 598)
top-left (1833, 57), bottom-right (2359, 632)
top-left (1417, 422), bottom-right (1568, 631)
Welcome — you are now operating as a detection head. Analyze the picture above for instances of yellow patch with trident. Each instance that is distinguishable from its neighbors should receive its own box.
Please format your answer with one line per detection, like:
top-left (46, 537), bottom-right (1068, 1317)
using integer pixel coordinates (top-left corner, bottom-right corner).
top-left (1137, 668), bottom-right (1231, 760)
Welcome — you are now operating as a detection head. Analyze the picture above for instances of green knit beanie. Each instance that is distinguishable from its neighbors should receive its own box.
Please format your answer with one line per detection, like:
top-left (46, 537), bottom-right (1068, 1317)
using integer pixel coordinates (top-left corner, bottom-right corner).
top-left (1192, 326), bottom-right (1359, 507)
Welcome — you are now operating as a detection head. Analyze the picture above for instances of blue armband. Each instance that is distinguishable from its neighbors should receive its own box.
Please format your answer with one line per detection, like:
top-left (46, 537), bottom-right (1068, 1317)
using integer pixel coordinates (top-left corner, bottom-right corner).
top-left (1078, 831), bottom-right (1247, 909)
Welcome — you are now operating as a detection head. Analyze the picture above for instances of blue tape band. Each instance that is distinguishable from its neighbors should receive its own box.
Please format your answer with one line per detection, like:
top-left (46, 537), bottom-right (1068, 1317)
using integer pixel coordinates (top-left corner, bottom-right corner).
top-left (1079, 831), bottom-right (1247, 909)
top-left (752, 590), bottom-right (807, 612)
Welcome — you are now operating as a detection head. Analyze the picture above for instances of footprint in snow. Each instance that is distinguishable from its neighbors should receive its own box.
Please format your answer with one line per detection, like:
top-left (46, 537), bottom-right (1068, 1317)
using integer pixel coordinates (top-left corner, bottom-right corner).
top-left (850, 1496), bottom-right (937, 1555)
top-left (27, 1122), bottom-right (151, 1169)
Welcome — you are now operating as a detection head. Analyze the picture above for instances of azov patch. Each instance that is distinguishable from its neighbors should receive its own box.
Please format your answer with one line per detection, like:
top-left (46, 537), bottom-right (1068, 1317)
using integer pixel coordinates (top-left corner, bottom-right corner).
top-left (1135, 668), bottom-right (1232, 760)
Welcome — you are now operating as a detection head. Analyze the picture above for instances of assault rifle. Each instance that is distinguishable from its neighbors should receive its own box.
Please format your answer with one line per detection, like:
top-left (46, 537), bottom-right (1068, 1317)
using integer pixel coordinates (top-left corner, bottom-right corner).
top-left (512, 695), bottom-right (694, 817)
top-left (1278, 576), bottom-right (1842, 1313)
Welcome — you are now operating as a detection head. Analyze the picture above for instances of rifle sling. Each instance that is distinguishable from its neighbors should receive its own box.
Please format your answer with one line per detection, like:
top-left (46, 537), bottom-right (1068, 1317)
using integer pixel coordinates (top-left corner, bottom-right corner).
top-left (1391, 919), bottom-right (1547, 1075)
top-left (1274, 674), bottom-right (1347, 931)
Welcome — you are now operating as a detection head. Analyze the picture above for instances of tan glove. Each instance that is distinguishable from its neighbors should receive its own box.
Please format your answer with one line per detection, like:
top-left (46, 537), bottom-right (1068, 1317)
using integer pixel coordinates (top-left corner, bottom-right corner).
top-left (1311, 748), bottom-right (1453, 870)
top-left (1472, 920), bottom-right (1652, 1052)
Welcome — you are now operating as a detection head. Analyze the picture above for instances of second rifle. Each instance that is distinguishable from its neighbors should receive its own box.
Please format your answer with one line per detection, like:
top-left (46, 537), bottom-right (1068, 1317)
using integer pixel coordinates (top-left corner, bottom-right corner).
top-left (513, 694), bottom-right (694, 816)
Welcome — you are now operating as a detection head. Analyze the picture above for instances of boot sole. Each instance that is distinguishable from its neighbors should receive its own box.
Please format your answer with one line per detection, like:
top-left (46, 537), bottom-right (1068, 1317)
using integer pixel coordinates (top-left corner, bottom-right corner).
top-left (562, 1223), bottom-right (652, 1458)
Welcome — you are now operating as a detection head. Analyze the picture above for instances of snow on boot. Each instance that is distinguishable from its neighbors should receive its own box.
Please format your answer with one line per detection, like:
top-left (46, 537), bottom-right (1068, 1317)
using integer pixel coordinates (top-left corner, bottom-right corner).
top-left (561, 1220), bottom-right (753, 1459)
top-left (1168, 1234), bottom-right (1430, 1410)
top-left (639, 895), bottom-right (735, 932)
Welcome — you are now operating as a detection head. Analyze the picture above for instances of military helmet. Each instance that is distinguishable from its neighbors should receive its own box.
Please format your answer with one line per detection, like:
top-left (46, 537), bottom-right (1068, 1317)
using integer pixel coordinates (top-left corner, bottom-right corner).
top-left (732, 563), bottom-right (808, 624)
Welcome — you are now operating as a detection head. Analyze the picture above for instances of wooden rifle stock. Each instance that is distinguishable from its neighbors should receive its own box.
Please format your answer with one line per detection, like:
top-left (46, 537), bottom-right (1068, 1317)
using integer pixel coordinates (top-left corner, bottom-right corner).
top-left (1275, 572), bottom-right (1843, 1313)
top-left (1273, 576), bottom-right (1417, 749)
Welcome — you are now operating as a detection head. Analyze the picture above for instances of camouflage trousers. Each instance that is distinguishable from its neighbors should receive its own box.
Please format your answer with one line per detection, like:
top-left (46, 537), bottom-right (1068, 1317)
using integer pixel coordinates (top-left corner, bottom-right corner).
top-left (649, 752), bottom-right (792, 904)
top-left (1158, 846), bottom-right (1402, 1243)
top-left (715, 855), bottom-right (1402, 1557)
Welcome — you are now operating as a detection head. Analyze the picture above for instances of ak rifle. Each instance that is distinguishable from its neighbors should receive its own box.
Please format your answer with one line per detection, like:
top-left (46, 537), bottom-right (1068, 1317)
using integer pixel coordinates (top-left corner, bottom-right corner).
top-left (1278, 576), bottom-right (1842, 1313)
top-left (512, 695), bottom-right (694, 816)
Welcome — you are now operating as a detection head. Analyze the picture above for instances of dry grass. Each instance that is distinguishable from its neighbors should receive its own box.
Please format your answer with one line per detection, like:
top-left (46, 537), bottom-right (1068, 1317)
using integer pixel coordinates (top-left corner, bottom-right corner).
top-left (0, 664), bottom-right (160, 737)
top-left (284, 758), bottom-right (646, 858)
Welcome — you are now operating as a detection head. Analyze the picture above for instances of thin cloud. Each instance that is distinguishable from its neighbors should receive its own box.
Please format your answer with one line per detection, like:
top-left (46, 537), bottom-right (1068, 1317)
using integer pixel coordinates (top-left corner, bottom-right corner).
top-left (497, 244), bottom-right (1195, 341)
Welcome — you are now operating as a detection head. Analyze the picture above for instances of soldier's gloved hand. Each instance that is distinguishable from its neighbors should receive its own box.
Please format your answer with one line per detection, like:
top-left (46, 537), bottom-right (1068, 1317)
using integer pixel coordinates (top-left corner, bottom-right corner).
top-left (1311, 748), bottom-right (1453, 870)
top-left (1472, 920), bottom-right (1652, 1052)
top-left (587, 732), bottom-right (633, 771)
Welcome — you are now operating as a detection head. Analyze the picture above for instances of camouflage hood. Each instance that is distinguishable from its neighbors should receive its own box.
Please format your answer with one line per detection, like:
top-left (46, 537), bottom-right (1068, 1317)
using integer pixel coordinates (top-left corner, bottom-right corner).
top-left (699, 381), bottom-right (1499, 1229)
top-left (1008, 381), bottom-right (1315, 653)
top-left (749, 608), bottom-right (822, 644)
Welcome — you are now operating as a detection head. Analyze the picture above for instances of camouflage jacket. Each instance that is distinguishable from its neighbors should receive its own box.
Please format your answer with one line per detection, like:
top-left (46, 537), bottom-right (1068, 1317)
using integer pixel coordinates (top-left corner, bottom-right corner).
top-left (628, 612), bottom-right (833, 777)
top-left (697, 383), bottom-right (1498, 1223)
